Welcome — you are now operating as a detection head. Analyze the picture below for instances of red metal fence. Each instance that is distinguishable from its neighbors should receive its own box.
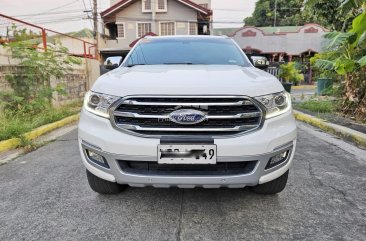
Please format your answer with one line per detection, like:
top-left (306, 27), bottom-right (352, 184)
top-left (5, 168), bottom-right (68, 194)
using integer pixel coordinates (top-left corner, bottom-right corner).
top-left (0, 13), bottom-right (96, 59)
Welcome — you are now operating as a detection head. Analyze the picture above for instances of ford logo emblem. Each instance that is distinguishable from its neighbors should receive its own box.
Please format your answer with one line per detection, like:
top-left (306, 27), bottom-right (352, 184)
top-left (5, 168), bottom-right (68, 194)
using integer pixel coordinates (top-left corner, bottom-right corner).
top-left (169, 109), bottom-right (206, 125)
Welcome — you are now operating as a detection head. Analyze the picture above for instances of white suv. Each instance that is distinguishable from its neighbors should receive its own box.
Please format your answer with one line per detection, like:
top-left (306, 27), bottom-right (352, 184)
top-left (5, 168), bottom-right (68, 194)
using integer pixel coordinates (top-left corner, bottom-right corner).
top-left (78, 36), bottom-right (297, 195)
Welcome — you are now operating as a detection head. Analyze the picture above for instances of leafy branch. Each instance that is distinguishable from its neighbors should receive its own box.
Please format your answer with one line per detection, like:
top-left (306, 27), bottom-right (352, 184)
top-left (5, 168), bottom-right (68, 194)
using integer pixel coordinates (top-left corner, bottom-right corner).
top-left (1, 26), bottom-right (81, 118)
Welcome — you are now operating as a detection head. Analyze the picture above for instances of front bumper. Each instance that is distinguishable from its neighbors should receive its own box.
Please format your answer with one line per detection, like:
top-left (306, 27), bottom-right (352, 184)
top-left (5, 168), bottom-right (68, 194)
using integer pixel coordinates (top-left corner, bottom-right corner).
top-left (78, 108), bottom-right (297, 188)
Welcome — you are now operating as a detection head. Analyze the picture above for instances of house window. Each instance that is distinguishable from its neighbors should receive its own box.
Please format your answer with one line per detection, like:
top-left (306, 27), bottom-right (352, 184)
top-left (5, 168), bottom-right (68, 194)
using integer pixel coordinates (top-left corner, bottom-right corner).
top-left (142, 0), bottom-right (152, 12)
top-left (156, 0), bottom-right (167, 12)
top-left (142, 0), bottom-right (167, 12)
top-left (137, 22), bottom-right (152, 37)
top-left (117, 23), bottom-right (125, 38)
top-left (189, 22), bottom-right (197, 35)
top-left (160, 22), bottom-right (175, 36)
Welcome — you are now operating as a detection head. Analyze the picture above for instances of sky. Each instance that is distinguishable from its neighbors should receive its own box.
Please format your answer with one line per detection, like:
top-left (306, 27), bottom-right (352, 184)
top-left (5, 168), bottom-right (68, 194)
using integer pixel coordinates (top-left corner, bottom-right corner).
top-left (1, 0), bottom-right (257, 33)
top-left (212, 0), bottom-right (256, 28)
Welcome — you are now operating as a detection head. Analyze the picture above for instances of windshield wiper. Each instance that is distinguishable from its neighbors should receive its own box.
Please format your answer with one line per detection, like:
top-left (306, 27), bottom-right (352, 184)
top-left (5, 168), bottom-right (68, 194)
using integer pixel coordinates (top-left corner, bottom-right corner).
top-left (163, 62), bottom-right (194, 65)
top-left (126, 64), bottom-right (145, 67)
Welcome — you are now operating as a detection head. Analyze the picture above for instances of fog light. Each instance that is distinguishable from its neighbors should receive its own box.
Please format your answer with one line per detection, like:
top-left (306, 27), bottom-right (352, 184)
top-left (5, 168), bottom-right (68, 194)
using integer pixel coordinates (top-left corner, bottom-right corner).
top-left (265, 150), bottom-right (289, 170)
top-left (86, 149), bottom-right (109, 168)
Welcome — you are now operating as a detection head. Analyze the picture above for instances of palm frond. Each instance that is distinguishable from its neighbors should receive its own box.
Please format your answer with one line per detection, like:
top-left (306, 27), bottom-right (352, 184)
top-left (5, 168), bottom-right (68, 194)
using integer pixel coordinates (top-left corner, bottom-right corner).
top-left (357, 31), bottom-right (366, 46)
top-left (350, 12), bottom-right (366, 46)
top-left (323, 32), bottom-right (357, 50)
top-left (314, 59), bottom-right (335, 70)
top-left (358, 55), bottom-right (366, 66)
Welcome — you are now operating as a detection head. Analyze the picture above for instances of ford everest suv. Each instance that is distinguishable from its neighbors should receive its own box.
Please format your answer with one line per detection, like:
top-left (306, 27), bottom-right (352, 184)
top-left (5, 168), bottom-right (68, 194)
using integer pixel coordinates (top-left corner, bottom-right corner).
top-left (78, 36), bottom-right (297, 195)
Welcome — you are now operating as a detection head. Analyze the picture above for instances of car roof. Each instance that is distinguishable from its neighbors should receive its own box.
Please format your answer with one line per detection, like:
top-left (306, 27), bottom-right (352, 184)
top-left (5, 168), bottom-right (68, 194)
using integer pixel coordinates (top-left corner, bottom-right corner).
top-left (144, 35), bottom-right (230, 40)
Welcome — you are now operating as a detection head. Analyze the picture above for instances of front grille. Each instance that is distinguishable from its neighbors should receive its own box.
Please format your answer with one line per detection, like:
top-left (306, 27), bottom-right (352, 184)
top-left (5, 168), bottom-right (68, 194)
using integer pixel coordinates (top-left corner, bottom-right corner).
top-left (118, 160), bottom-right (258, 176)
top-left (111, 96), bottom-right (263, 137)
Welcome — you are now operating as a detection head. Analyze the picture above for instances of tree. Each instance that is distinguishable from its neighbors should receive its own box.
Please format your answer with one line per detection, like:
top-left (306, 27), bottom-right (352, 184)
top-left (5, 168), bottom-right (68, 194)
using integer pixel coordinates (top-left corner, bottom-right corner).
top-left (244, 0), bottom-right (306, 27)
top-left (244, 0), bottom-right (345, 30)
top-left (1, 26), bottom-right (81, 118)
top-left (313, 7), bottom-right (366, 118)
top-left (337, 0), bottom-right (366, 15)
top-left (304, 0), bottom-right (346, 31)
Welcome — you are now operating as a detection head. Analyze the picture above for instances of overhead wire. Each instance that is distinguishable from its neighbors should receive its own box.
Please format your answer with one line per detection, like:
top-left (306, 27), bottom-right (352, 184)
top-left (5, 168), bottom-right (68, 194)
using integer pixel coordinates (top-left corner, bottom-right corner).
top-left (3, 2), bottom-right (247, 33)
top-left (81, 0), bottom-right (93, 27)
top-left (22, 0), bottom-right (81, 20)
top-left (11, 9), bottom-right (90, 17)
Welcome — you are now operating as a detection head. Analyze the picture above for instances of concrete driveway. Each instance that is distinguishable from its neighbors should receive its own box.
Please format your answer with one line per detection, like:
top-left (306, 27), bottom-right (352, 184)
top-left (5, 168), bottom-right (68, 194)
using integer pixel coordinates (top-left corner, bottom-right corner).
top-left (0, 123), bottom-right (365, 241)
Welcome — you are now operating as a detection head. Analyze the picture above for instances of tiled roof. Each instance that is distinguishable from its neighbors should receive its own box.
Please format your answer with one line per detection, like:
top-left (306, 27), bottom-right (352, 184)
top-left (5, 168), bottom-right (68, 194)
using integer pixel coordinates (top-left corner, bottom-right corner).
top-left (214, 26), bottom-right (304, 36)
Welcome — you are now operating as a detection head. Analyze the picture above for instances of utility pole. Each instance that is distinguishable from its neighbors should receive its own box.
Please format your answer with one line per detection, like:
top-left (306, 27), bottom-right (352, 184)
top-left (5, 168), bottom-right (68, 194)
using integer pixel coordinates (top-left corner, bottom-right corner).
top-left (93, 0), bottom-right (99, 59)
top-left (152, 0), bottom-right (156, 33)
top-left (274, 0), bottom-right (278, 27)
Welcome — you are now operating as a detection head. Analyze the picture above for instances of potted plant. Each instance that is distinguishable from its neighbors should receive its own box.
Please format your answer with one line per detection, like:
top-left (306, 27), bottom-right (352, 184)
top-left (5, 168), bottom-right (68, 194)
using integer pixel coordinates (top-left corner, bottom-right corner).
top-left (279, 62), bottom-right (304, 92)
top-left (310, 54), bottom-right (335, 95)
top-left (316, 71), bottom-right (335, 95)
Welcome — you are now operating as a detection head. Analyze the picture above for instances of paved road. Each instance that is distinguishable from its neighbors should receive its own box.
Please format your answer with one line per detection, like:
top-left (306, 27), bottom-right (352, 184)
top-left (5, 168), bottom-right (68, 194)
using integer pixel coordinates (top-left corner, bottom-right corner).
top-left (0, 123), bottom-right (365, 241)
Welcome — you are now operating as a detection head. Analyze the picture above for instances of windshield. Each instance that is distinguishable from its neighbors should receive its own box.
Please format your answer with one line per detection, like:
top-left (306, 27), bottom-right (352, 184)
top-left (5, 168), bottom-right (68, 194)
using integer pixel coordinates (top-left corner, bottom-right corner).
top-left (123, 37), bottom-right (251, 67)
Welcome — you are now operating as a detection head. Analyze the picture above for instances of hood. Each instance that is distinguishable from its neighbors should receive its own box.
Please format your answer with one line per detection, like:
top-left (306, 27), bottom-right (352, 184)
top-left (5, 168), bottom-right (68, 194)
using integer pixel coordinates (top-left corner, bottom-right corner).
top-left (92, 65), bottom-right (284, 97)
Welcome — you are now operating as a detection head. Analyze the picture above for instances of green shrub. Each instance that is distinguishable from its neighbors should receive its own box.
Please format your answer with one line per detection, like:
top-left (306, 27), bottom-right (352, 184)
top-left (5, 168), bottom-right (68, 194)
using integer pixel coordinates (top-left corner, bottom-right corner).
top-left (321, 85), bottom-right (343, 97)
top-left (296, 99), bottom-right (338, 113)
top-left (1, 26), bottom-right (81, 118)
top-left (0, 101), bottom-right (81, 141)
top-left (279, 62), bottom-right (304, 85)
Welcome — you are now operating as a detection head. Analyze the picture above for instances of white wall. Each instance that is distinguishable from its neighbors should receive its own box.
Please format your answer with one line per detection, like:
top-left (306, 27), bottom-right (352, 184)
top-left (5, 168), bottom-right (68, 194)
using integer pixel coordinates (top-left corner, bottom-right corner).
top-left (231, 24), bottom-right (328, 56)
top-left (0, 46), bottom-right (100, 105)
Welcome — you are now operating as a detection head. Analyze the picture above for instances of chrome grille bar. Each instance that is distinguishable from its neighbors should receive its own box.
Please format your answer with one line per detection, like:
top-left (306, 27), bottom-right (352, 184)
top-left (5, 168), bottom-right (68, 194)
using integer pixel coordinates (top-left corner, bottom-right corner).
top-left (121, 100), bottom-right (253, 106)
top-left (113, 111), bottom-right (262, 119)
top-left (116, 124), bottom-right (259, 132)
top-left (111, 95), bottom-right (264, 138)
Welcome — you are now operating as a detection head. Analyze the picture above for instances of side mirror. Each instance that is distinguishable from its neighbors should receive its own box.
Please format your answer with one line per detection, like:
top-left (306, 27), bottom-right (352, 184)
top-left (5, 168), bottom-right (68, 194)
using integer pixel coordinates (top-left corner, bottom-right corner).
top-left (104, 56), bottom-right (123, 70)
top-left (105, 63), bottom-right (119, 70)
top-left (251, 56), bottom-right (269, 70)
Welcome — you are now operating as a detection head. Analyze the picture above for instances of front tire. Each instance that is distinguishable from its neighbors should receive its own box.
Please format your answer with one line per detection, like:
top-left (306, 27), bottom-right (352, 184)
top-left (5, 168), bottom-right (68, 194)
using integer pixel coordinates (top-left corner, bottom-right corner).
top-left (86, 170), bottom-right (127, 194)
top-left (251, 170), bottom-right (289, 195)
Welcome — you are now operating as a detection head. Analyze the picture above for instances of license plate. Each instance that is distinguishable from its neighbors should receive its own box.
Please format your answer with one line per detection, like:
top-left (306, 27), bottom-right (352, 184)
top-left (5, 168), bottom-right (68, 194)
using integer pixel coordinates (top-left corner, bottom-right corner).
top-left (158, 145), bottom-right (217, 164)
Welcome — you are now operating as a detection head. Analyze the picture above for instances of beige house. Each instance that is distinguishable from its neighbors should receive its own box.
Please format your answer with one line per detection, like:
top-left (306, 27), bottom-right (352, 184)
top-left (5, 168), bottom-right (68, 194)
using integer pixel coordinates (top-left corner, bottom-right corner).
top-left (99, 0), bottom-right (212, 61)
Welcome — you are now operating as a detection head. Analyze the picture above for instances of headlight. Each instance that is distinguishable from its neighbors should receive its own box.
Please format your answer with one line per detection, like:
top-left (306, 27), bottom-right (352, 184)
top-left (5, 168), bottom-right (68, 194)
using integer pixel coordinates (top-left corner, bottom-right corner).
top-left (255, 91), bottom-right (291, 119)
top-left (84, 91), bottom-right (120, 118)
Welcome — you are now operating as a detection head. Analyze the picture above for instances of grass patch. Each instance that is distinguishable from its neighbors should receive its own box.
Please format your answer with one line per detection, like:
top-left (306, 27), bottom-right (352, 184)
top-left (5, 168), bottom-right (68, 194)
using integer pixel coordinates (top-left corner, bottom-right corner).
top-left (295, 99), bottom-right (338, 113)
top-left (0, 101), bottom-right (81, 141)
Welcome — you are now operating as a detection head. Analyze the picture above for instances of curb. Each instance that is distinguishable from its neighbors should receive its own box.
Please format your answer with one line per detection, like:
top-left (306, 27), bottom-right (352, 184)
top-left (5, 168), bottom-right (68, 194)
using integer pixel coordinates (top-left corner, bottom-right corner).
top-left (292, 85), bottom-right (316, 90)
top-left (293, 110), bottom-right (366, 148)
top-left (0, 114), bottom-right (79, 153)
